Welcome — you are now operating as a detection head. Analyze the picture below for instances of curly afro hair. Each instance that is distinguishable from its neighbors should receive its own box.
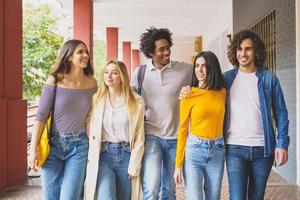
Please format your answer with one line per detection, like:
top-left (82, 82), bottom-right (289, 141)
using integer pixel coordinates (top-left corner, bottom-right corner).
top-left (139, 27), bottom-right (173, 59)
top-left (227, 30), bottom-right (267, 69)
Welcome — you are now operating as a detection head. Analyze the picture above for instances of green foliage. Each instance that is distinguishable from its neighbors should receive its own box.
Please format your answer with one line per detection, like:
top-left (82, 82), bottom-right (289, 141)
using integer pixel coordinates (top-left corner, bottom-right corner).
top-left (93, 40), bottom-right (106, 83)
top-left (23, 3), bottom-right (63, 99)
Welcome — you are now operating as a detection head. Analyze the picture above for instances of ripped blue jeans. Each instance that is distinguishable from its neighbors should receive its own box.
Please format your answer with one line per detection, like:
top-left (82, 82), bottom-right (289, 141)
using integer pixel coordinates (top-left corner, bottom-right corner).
top-left (41, 130), bottom-right (89, 200)
top-left (96, 141), bottom-right (131, 200)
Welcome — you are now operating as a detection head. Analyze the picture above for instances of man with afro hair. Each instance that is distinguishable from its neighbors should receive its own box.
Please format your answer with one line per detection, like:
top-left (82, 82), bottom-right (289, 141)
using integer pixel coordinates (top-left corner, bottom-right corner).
top-left (131, 27), bottom-right (193, 200)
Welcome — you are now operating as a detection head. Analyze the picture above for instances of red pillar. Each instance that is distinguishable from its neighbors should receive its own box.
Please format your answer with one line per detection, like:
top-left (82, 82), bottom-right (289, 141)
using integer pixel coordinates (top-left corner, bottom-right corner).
top-left (122, 42), bottom-right (131, 78)
top-left (106, 27), bottom-right (118, 61)
top-left (0, 0), bottom-right (3, 97)
top-left (132, 49), bottom-right (140, 73)
top-left (74, 0), bottom-right (93, 59)
top-left (0, 99), bottom-right (7, 190)
top-left (0, 0), bottom-right (27, 191)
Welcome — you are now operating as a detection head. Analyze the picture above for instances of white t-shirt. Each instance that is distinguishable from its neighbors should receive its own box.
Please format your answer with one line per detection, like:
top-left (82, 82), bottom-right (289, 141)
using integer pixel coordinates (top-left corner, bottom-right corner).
top-left (102, 95), bottom-right (130, 142)
top-left (227, 70), bottom-right (264, 146)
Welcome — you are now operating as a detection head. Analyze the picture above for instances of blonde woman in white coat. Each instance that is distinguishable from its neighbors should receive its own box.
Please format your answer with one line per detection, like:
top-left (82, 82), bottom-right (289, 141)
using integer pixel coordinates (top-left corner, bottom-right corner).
top-left (85, 60), bottom-right (145, 200)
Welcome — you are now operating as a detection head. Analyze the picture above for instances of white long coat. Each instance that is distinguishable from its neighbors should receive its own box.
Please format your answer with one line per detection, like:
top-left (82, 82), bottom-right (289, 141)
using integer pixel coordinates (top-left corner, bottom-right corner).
top-left (84, 92), bottom-right (145, 200)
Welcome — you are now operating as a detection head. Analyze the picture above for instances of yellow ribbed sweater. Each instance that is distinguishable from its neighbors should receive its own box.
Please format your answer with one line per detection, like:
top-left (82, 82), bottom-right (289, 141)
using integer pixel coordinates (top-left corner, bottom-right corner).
top-left (175, 87), bottom-right (226, 168)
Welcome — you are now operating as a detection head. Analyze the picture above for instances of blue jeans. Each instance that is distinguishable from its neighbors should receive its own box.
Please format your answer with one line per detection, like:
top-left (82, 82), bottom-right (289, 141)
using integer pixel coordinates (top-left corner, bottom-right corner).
top-left (184, 134), bottom-right (225, 200)
top-left (142, 134), bottom-right (177, 200)
top-left (96, 142), bottom-right (131, 200)
top-left (226, 145), bottom-right (274, 200)
top-left (41, 130), bottom-right (89, 200)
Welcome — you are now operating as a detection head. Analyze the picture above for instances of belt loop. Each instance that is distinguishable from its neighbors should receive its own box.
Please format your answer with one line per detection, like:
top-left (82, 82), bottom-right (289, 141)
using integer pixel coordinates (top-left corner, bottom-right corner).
top-left (199, 137), bottom-right (203, 145)
top-left (102, 141), bottom-right (108, 149)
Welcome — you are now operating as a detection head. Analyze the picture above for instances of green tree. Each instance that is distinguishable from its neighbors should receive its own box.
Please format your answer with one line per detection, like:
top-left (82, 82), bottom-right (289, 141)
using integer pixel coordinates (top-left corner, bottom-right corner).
top-left (23, 3), bottom-right (63, 99)
top-left (93, 39), bottom-right (106, 83)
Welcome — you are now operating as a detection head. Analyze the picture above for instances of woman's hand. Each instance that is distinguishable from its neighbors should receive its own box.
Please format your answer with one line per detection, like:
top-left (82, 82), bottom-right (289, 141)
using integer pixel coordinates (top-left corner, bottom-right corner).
top-left (179, 85), bottom-right (192, 100)
top-left (86, 123), bottom-right (90, 138)
top-left (28, 146), bottom-right (39, 172)
top-left (174, 167), bottom-right (184, 184)
top-left (128, 174), bottom-right (137, 180)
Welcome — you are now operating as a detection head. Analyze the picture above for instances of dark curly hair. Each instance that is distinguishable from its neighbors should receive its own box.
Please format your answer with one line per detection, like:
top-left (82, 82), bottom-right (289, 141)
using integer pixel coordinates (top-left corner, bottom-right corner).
top-left (139, 27), bottom-right (173, 59)
top-left (227, 30), bottom-right (267, 69)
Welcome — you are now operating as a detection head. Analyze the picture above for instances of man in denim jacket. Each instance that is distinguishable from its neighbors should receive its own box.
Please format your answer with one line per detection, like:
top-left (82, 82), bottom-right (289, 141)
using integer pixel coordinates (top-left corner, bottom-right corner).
top-left (223, 30), bottom-right (289, 200)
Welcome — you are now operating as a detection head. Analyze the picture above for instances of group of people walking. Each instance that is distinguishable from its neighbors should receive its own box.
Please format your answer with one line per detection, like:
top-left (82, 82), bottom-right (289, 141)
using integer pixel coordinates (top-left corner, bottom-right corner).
top-left (29, 26), bottom-right (289, 200)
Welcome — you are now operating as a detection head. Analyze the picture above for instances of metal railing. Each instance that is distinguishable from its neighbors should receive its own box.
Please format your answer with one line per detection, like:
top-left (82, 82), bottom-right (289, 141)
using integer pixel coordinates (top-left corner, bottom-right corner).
top-left (27, 101), bottom-right (41, 178)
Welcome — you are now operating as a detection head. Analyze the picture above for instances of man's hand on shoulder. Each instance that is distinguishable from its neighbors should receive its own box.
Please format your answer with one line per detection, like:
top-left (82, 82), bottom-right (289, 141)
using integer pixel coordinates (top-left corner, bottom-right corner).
top-left (179, 85), bottom-right (191, 100)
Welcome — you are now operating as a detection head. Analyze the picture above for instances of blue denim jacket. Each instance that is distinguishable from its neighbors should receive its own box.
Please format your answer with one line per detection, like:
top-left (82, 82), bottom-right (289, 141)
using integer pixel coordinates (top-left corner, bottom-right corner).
top-left (223, 68), bottom-right (289, 156)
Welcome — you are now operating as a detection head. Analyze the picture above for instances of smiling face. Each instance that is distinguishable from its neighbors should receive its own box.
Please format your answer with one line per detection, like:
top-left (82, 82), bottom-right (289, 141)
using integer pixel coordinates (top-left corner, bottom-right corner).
top-left (68, 43), bottom-right (89, 69)
top-left (237, 38), bottom-right (256, 69)
top-left (151, 39), bottom-right (171, 69)
top-left (103, 63), bottom-right (122, 89)
top-left (195, 56), bottom-right (207, 85)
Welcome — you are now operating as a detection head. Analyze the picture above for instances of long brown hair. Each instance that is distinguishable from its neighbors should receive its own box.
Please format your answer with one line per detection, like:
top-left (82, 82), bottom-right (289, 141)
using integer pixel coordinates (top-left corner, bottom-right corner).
top-left (50, 39), bottom-right (93, 80)
top-left (93, 60), bottom-right (136, 110)
top-left (227, 30), bottom-right (267, 69)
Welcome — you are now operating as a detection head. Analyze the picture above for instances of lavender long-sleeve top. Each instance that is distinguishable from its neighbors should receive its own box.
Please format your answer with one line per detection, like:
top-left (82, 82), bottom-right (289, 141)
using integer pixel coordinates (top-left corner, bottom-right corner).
top-left (35, 84), bottom-right (97, 132)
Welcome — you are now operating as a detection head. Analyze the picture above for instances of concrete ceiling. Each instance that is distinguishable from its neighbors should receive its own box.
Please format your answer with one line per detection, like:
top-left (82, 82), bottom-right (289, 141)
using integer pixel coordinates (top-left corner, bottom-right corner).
top-left (60, 0), bottom-right (232, 49)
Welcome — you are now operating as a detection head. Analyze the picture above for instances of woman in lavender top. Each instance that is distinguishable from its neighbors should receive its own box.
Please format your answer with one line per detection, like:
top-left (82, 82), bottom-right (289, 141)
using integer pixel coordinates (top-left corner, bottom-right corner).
top-left (28, 39), bottom-right (97, 200)
top-left (85, 61), bottom-right (145, 200)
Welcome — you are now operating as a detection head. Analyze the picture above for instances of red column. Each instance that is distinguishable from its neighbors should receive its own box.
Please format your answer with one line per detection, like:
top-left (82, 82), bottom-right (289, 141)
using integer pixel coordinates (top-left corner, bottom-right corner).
top-left (4, 0), bottom-right (22, 98)
top-left (106, 27), bottom-right (118, 61)
top-left (122, 42), bottom-right (131, 78)
top-left (0, 0), bottom-right (3, 98)
top-left (0, 0), bottom-right (27, 191)
top-left (0, 99), bottom-right (7, 190)
top-left (74, 0), bottom-right (93, 59)
top-left (0, 0), bottom-right (6, 190)
top-left (132, 49), bottom-right (140, 73)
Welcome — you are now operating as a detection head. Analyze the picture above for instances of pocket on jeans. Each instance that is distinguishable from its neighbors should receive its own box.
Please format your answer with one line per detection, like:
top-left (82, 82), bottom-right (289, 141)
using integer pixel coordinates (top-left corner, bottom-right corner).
top-left (215, 142), bottom-right (225, 151)
top-left (79, 133), bottom-right (89, 144)
top-left (100, 145), bottom-right (107, 153)
top-left (186, 140), bottom-right (199, 148)
top-left (123, 145), bottom-right (131, 153)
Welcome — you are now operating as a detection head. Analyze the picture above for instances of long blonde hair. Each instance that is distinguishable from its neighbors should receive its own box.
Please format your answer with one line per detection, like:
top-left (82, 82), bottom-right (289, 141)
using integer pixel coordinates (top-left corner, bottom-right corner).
top-left (93, 60), bottom-right (136, 110)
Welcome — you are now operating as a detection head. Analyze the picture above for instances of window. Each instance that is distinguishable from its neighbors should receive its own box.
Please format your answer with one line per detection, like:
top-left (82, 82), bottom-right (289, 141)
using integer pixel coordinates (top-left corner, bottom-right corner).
top-left (249, 10), bottom-right (276, 73)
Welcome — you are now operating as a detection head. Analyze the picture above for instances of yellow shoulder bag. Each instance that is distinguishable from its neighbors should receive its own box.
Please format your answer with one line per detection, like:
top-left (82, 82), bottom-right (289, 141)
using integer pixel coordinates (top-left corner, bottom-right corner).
top-left (36, 116), bottom-right (52, 167)
top-left (36, 82), bottom-right (57, 167)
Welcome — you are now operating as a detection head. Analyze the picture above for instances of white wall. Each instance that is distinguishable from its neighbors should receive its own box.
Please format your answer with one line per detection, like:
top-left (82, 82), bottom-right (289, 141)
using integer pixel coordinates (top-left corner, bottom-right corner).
top-left (138, 0), bottom-right (233, 70)
top-left (203, 0), bottom-right (233, 72)
top-left (296, 0), bottom-right (300, 186)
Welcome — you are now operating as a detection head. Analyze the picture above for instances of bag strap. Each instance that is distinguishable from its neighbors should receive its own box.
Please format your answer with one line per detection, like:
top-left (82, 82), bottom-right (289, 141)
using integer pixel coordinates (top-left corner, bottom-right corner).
top-left (137, 64), bottom-right (147, 95)
top-left (48, 78), bottom-right (58, 137)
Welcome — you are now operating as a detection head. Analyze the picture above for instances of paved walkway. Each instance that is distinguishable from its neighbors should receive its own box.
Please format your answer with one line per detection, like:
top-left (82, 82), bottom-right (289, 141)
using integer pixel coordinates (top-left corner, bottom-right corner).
top-left (0, 169), bottom-right (299, 199)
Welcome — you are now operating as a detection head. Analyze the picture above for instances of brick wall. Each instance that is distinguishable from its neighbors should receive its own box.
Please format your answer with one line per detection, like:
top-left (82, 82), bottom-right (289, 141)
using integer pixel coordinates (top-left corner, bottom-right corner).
top-left (232, 0), bottom-right (297, 183)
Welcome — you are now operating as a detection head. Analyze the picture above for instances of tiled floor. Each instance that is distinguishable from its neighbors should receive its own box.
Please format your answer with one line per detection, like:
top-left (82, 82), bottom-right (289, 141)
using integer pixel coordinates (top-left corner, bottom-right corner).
top-left (1, 169), bottom-right (299, 200)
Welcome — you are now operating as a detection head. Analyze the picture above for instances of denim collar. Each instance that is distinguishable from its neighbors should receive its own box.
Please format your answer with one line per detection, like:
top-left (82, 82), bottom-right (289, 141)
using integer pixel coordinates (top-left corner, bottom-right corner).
top-left (232, 66), bottom-right (264, 78)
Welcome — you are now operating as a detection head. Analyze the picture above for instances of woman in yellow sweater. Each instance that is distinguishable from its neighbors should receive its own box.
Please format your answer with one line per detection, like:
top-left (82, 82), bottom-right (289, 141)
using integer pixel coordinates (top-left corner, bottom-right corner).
top-left (174, 51), bottom-right (226, 200)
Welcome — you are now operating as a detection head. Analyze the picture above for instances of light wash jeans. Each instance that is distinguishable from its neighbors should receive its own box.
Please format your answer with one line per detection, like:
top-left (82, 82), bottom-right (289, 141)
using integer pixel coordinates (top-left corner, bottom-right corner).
top-left (226, 145), bottom-right (274, 200)
top-left (96, 141), bottom-right (131, 200)
top-left (142, 134), bottom-right (177, 200)
top-left (184, 134), bottom-right (225, 200)
top-left (41, 130), bottom-right (89, 200)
